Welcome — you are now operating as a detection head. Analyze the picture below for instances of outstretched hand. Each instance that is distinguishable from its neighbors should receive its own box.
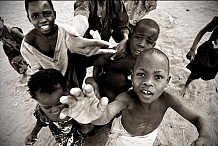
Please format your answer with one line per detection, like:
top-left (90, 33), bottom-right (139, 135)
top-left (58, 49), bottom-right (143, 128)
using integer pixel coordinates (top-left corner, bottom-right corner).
top-left (59, 84), bottom-right (108, 124)
top-left (66, 35), bottom-right (117, 57)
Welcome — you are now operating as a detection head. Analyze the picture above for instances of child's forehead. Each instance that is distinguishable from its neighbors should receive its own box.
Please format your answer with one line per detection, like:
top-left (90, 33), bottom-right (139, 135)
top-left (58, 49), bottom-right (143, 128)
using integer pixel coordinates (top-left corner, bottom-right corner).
top-left (133, 25), bottom-right (159, 39)
top-left (134, 24), bottom-right (158, 33)
top-left (28, 1), bottom-right (53, 12)
top-left (136, 54), bottom-right (168, 70)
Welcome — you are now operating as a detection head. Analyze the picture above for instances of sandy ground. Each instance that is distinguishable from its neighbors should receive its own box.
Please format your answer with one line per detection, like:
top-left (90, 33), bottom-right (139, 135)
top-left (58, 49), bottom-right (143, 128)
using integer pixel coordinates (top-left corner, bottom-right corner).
top-left (0, 1), bottom-right (218, 146)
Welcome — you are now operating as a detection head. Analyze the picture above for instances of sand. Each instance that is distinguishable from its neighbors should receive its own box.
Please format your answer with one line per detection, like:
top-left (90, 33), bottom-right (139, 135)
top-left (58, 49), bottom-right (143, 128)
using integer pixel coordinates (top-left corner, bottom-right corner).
top-left (0, 1), bottom-right (218, 146)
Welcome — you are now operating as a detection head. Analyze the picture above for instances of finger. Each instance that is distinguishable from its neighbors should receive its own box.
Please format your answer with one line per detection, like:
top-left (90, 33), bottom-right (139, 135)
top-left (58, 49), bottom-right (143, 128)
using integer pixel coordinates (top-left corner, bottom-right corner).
top-left (70, 88), bottom-right (84, 100)
top-left (96, 49), bottom-right (117, 55)
top-left (59, 108), bottom-right (69, 119)
top-left (80, 37), bottom-right (112, 47)
top-left (98, 97), bottom-right (109, 112)
top-left (70, 88), bottom-right (82, 96)
top-left (60, 95), bottom-right (77, 108)
top-left (83, 84), bottom-right (95, 97)
top-left (59, 95), bottom-right (70, 104)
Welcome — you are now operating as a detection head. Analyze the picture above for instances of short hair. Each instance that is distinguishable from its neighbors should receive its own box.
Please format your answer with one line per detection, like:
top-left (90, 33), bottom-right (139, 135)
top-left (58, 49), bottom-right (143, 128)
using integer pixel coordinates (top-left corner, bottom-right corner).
top-left (25, 0), bottom-right (55, 14)
top-left (132, 18), bottom-right (160, 37)
top-left (28, 68), bottom-right (66, 99)
top-left (134, 48), bottom-right (170, 74)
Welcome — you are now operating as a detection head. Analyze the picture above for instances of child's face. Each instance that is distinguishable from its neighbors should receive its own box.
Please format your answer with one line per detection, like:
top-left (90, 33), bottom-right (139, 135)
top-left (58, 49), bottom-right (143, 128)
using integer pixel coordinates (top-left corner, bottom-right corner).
top-left (35, 84), bottom-right (69, 118)
top-left (132, 54), bottom-right (170, 104)
top-left (27, 1), bottom-right (56, 34)
top-left (129, 25), bottom-right (158, 58)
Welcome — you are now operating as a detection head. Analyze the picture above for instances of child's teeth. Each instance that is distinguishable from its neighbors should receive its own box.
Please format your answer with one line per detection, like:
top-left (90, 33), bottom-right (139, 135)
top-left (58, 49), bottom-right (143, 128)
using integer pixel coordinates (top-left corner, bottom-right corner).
top-left (143, 90), bottom-right (151, 95)
top-left (41, 25), bottom-right (49, 29)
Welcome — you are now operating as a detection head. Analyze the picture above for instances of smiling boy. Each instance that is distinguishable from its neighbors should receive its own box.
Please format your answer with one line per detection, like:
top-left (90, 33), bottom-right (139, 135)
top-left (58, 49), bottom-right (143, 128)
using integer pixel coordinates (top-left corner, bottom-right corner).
top-left (21, 0), bottom-right (115, 88)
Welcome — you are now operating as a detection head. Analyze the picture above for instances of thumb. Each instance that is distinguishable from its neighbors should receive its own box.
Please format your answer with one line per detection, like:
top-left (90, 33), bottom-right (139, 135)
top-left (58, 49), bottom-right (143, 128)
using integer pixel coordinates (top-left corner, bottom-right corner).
top-left (60, 108), bottom-right (69, 119)
top-left (96, 49), bottom-right (117, 55)
top-left (98, 97), bottom-right (109, 112)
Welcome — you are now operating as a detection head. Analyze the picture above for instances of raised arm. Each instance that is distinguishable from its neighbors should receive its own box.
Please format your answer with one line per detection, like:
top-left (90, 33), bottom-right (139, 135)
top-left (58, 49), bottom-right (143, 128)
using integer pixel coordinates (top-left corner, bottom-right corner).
top-left (66, 35), bottom-right (116, 57)
top-left (92, 93), bottom-right (128, 125)
top-left (165, 90), bottom-right (213, 146)
top-left (186, 16), bottom-right (218, 60)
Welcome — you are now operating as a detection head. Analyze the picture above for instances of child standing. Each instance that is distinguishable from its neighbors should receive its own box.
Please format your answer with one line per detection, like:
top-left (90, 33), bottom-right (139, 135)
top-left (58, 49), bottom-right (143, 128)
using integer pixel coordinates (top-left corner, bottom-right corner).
top-left (21, 0), bottom-right (115, 88)
top-left (183, 16), bottom-right (218, 95)
top-left (91, 48), bottom-right (212, 146)
top-left (86, 18), bottom-right (160, 102)
top-left (0, 17), bottom-right (28, 78)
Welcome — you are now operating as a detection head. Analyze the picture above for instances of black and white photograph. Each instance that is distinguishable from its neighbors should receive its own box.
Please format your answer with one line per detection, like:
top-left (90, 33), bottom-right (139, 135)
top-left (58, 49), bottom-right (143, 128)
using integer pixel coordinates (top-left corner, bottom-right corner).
top-left (0, 1), bottom-right (217, 146)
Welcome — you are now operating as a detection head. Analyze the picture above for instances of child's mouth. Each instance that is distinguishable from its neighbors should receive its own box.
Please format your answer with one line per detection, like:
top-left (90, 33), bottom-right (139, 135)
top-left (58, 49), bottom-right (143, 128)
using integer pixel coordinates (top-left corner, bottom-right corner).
top-left (40, 25), bottom-right (50, 30)
top-left (141, 90), bottom-right (153, 95)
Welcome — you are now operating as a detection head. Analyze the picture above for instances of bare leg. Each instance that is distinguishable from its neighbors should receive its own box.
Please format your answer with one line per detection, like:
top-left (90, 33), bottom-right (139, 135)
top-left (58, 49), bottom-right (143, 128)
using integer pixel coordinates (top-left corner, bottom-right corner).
top-left (182, 75), bottom-right (194, 96)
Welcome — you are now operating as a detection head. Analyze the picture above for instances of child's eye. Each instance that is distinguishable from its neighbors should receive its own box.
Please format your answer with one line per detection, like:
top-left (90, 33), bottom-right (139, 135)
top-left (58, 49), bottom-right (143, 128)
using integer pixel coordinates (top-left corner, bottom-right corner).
top-left (43, 11), bottom-right (52, 16)
top-left (43, 106), bottom-right (52, 109)
top-left (55, 102), bottom-right (62, 106)
top-left (135, 36), bottom-right (142, 40)
top-left (31, 15), bottom-right (39, 19)
top-left (155, 75), bottom-right (163, 80)
top-left (136, 73), bottom-right (145, 77)
top-left (147, 40), bottom-right (153, 45)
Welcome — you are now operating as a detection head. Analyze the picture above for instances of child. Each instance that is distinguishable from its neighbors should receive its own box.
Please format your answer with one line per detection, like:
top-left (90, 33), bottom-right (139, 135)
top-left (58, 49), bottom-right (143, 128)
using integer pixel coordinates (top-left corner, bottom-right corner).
top-left (73, 0), bottom-right (130, 89)
top-left (21, 0), bottom-right (115, 88)
top-left (90, 48), bottom-right (212, 146)
top-left (25, 68), bottom-right (109, 146)
top-left (0, 17), bottom-right (28, 77)
top-left (86, 18), bottom-right (160, 102)
top-left (183, 16), bottom-right (218, 95)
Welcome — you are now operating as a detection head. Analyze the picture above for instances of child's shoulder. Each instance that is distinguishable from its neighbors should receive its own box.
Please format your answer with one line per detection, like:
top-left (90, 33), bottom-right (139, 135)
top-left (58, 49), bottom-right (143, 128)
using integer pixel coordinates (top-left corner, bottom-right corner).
top-left (24, 29), bottom-right (37, 44)
top-left (160, 89), bottom-right (183, 107)
top-left (116, 90), bottom-right (133, 103)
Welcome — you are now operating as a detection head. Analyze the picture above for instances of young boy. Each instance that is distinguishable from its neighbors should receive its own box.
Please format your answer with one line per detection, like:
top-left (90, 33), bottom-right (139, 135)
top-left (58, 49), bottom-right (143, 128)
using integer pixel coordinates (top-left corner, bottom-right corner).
top-left (21, 0), bottom-right (115, 88)
top-left (86, 18), bottom-right (160, 102)
top-left (90, 48), bottom-right (212, 146)
top-left (0, 17), bottom-right (28, 77)
top-left (25, 68), bottom-right (108, 146)
top-left (183, 16), bottom-right (218, 95)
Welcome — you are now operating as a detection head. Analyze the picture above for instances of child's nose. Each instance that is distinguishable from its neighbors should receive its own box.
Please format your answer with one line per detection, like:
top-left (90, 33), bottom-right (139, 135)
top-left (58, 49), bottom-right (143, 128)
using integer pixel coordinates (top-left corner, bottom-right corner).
top-left (138, 40), bottom-right (148, 49)
top-left (142, 78), bottom-right (153, 87)
top-left (39, 15), bottom-right (47, 23)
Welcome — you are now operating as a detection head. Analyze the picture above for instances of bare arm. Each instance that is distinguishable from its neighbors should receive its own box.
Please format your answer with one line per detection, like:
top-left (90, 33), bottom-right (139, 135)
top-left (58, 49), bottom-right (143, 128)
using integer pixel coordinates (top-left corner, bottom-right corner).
top-left (25, 124), bottom-right (42, 145)
top-left (71, 15), bottom-right (89, 36)
top-left (92, 93), bottom-right (128, 125)
top-left (186, 27), bottom-right (208, 60)
top-left (165, 90), bottom-right (213, 146)
top-left (113, 28), bottom-right (129, 59)
top-left (10, 27), bottom-right (24, 41)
